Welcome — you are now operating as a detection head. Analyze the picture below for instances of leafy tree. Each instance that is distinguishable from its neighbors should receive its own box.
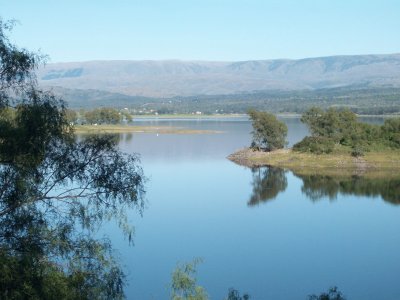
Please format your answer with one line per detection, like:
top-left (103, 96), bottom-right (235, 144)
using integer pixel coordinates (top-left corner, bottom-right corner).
top-left (382, 117), bottom-right (400, 148)
top-left (121, 110), bottom-right (133, 123)
top-left (293, 136), bottom-right (335, 154)
top-left (84, 107), bottom-right (122, 124)
top-left (300, 107), bottom-right (358, 144)
top-left (225, 288), bottom-right (250, 300)
top-left (171, 259), bottom-right (208, 300)
top-left (300, 107), bottom-right (325, 137)
top-left (0, 18), bottom-right (145, 299)
top-left (248, 109), bottom-right (287, 151)
top-left (308, 286), bottom-right (346, 300)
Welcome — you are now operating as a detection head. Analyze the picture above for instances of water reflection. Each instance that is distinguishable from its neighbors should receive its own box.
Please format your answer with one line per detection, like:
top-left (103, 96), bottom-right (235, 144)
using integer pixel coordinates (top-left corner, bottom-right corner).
top-left (295, 173), bottom-right (400, 205)
top-left (248, 167), bottom-right (287, 206)
top-left (125, 132), bottom-right (133, 142)
top-left (249, 167), bottom-right (400, 205)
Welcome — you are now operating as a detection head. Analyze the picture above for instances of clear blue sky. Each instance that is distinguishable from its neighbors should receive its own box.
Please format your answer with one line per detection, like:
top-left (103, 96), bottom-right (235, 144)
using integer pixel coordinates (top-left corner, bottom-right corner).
top-left (1, 0), bottom-right (399, 62)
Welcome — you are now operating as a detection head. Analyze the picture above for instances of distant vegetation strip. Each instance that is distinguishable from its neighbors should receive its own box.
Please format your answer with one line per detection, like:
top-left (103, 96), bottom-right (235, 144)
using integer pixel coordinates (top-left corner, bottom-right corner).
top-left (56, 86), bottom-right (400, 116)
top-left (74, 124), bottom-right (221, 134)
top-left (131, 113), bottom-right (246, 119)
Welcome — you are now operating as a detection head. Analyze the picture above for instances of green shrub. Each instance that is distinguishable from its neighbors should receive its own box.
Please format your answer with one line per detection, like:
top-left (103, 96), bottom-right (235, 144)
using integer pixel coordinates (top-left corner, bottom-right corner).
top-left (351, 147), bottom-right (365, 157)
top-left (293, 136), bottom-right (335, 154)
top-left (298, 108), bottom-right (400, 155)
top-left (375, 117), bottom-right (400, 148)
top-left (350, 141), bottom-right (370, 157)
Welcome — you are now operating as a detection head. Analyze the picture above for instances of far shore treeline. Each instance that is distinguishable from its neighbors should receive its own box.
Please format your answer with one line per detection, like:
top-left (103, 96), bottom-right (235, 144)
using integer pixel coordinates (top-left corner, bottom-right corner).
top-left (19, 103), bottom-right (400, 128)
top-left (58, 107), bottom-right (132, 125)
top-left (54, 85), bottom-right (400, 116)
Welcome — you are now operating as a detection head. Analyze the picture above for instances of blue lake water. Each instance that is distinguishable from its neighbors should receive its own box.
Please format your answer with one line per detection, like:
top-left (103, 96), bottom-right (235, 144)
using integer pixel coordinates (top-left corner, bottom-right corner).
top-left (105, 117), bottom-right (400, 300)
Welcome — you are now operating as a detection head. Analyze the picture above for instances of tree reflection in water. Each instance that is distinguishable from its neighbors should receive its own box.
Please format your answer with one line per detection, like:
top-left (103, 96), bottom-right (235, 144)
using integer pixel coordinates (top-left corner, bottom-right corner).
top-left (296, 174), bottom-right (400, 205)
top-left (248, 167), bottom-right (287, 206)
top-left (125, 132), bottom-right (133, 143)
top-left (247, 167), bottom-right (400, 206)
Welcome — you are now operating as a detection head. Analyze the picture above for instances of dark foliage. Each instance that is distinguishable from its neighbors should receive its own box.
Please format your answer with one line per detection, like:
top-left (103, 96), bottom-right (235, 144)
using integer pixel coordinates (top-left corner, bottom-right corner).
top-left (350, 145), bottom-right (365, 157)
top-left (226, 288), bottom-right (250, 300)
top-left (0, 18), bottom-right (145, 299)
top-left (294, 107), bottom-right (400, 154)
top-left (382, 117), bottom-right (400, 148)
top-left (84, 107), bottom-right (122, 124)
top-left (300, 107), bottom-right (359, 144)
top-left (293, 136), bottom-right (335, 154)
top-left (308, 286), bottom-right (346, 300)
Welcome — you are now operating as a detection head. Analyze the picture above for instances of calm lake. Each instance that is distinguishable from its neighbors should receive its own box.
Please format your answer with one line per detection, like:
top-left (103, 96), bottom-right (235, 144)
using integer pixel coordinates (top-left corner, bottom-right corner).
top-left (104, 116), bottom-right (400, 300)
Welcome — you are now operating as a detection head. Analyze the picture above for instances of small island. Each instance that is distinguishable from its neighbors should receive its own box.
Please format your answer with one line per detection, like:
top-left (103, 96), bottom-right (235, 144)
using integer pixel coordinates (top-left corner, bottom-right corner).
top-left (68, 108), bottom-right (221, 134)
top-left (229, 108), bottom-right (400, 178)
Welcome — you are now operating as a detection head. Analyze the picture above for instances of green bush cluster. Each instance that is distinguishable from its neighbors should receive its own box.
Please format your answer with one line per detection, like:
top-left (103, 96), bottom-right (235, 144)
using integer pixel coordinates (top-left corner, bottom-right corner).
top-left (382, 118), bottom-right (400, 148)
top-left (294, 107), bottom-right (400, 155)
top-left (293, 136), bottom-right (335, 154)
top-left (84, 107), bottom-right (122, 124)
top-left (351, 146), bottom-right (365, 157)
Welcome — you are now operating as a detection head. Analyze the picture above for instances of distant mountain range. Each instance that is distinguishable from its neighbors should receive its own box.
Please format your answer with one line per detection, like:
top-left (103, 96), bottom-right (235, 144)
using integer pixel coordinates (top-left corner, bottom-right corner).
top-left (38, 53), bottom-right (400, 98)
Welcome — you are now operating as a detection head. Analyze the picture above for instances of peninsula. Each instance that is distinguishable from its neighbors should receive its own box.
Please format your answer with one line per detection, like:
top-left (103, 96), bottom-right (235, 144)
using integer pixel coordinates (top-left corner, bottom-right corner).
top-left (231, 108), bottom-right (400, 178)
top-left (228, 147), bottom-right (400, 178)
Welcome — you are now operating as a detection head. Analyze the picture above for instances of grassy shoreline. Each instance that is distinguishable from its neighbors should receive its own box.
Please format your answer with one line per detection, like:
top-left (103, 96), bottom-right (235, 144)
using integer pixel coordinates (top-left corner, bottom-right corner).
top-left (228, 147), bottom-right (400, 178)
top-left (130, 113), bottom-right (399, 119)
top-left (74, 124), bottom-right (221, 134)
top-left (131, 113), bottom-right (246, 119)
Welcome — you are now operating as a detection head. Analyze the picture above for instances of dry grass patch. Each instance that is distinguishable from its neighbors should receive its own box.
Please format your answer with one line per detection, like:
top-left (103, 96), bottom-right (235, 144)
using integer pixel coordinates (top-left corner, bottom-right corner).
top-left (228, 148), bottom-right (400, 178)
top-left (74, 124), bottom-right (221, 135)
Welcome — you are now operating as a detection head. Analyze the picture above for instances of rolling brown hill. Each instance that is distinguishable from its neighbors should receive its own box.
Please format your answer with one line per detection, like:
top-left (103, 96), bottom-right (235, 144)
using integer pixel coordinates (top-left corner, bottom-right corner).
top-left (38, 53), bottom-right (400, 98)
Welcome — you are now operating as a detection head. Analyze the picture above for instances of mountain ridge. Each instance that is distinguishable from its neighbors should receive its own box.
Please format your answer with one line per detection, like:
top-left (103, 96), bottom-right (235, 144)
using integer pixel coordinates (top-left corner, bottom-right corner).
top-left (37, 53), bottom-right (400, 97)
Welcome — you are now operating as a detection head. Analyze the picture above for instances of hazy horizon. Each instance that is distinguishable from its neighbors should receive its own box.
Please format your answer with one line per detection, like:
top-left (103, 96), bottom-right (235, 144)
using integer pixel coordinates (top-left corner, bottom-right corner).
top-left (33, 51), bottom-right (400, 64)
